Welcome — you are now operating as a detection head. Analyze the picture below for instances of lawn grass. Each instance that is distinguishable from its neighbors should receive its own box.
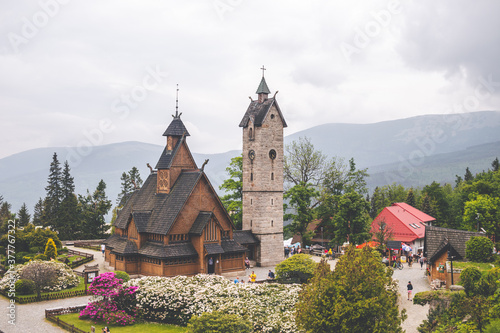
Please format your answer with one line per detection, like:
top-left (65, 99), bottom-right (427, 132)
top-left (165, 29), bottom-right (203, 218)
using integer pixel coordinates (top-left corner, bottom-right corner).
top-left (452, 261), bottom-right (496, 272)
top-left (52, 313), bottom-right (187, 333)
top-left (57, 253), bottom-right (86, 264)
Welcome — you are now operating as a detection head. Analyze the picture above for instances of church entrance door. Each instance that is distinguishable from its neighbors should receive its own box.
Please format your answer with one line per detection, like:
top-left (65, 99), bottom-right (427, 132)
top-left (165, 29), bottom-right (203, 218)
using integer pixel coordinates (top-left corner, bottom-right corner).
top-left (207, 256), bottom-right (215, 274)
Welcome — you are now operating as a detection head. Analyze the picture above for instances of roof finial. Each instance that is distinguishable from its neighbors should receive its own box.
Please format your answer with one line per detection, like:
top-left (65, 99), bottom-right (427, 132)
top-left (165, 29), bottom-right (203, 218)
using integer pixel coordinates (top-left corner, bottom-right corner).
top-left (260, 65), bottom-right (266, 77)
top-left (175, 84), bottom-right (179, 118)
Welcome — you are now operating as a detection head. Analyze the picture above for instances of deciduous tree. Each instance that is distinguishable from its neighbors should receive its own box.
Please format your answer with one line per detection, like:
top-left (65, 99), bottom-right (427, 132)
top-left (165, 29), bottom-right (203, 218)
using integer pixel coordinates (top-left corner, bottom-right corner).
top-left (219, 156), bottom-right (243, 229)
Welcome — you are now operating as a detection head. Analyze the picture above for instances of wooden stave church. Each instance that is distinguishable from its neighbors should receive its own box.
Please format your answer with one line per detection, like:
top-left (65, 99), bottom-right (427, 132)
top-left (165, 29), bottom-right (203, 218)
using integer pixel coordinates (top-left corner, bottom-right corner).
top-left (103, 112), bottom-right (255, 277)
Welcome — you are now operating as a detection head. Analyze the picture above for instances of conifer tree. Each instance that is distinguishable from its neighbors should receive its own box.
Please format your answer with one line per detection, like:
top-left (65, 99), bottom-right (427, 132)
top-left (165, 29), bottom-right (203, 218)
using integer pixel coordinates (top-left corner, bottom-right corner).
top-left (464, 167), bottom-right (474, 182)
top-left (17, 203), bottom-right (31, 227)
top-left (296, 246), bottom-right (405, 332)
top-left (61, 161), bottom-right (75, 197)
top-left (128, 166), bottom-right (143, 189)
top-left (405, 188), bottom-right (416, 207)
top-left (44, 238), bottom-right (58, 259)
top-left (33, 198), bottom-right (45, 226)
top-left (44, 153), bottom-right (63, 228)
top-left (58, 161), bottom-right (80, 240)
top-left (492, 157), bottom-right (499, 172)
top-left (421, 194), bottom-right (434, 217)
top-left (80, 180), bottom-right (112, 238)
top-left (116, 172), bottom-right (132, 206)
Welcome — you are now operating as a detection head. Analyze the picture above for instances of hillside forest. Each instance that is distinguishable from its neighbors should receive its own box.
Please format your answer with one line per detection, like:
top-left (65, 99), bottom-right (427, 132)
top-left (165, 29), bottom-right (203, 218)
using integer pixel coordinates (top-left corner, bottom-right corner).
top-left (0, 138), bottom-right (499, 249)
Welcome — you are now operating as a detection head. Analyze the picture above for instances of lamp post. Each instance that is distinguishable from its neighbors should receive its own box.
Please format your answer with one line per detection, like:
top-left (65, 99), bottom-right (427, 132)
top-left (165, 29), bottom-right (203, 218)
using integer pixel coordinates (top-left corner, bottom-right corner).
top-left (321, 227), bottom-right (324, 249)
top-left (447, 249), bottom-right (455, 286)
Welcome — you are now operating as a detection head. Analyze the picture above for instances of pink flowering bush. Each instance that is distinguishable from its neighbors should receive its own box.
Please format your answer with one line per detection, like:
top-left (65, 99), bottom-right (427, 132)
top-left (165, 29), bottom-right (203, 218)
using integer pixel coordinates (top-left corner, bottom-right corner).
top-left (80, 272), bottom-right (138, 326)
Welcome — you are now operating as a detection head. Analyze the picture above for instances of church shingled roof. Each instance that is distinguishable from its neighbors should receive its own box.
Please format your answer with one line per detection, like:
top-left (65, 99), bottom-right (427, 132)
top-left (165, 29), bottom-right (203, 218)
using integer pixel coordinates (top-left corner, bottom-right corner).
top-left (163, 117), bottom-right (190, 137)
top-left (189, 212), bottom-right (213, 235)
top-left (221, 239), bottom-right (248, 253)
top-left (238, 98), bottom-right (287, 128)
top-left (139, 241), bottom-right (198, 259)
top-left (155, 136), bottom-right (184, 169)
top-left (113, 170), bottom-right (203, 235)
top-left (233, 230), bottom-right (260, 244)
top-left (204, 243), bottom-right (225, 255)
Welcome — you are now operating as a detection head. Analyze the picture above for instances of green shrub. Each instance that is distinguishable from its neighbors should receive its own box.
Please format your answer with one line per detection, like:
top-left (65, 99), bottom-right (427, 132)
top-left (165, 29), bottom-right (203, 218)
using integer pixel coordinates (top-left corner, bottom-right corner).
top-left (187, 311), bottom-right (252, 333)
top-left (460, 267), bottom-right (482, 295)
top-left (59, 247), bottom-right (68, 254)
top-left (15, 279), bottom-right (36, 295)
top-left (34, 254), bottom-right (48, 261)
top-left (466, 236), bottom-right (493, 262)
top-left (486, 319), bottom-right (500, 333)
top-left (115, 271), bottom-right (130, 283)
top-left (275, 253), bottom-right (317, 283)
top-left (29, 247), bottom-right (42, 254)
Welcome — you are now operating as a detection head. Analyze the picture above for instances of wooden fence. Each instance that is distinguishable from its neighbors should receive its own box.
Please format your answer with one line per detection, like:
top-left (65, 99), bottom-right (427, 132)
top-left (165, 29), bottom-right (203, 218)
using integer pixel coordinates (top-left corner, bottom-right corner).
top-left (45, 305), bottom-right (88, 333)
top-left (4, 289), bottom-right (88, 304)
top-left (67, 249), bottom-right (94, 269)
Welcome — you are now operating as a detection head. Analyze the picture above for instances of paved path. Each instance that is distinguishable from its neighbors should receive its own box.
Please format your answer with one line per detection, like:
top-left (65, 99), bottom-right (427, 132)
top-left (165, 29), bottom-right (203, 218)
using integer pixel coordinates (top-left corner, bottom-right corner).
top-left (392, 262), bottom-right (431, 333)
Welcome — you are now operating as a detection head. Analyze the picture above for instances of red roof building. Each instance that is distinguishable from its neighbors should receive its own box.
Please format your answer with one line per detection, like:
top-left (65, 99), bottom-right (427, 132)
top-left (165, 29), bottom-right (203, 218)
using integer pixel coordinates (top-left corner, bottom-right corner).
top-left (371, 203), bottom-right (435, 252)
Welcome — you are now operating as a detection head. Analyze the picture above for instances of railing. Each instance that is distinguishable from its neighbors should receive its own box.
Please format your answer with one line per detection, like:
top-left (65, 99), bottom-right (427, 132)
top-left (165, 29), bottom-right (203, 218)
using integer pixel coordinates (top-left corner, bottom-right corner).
top-left (67, 249), bottom-right (94, 269)
top-left (1, 289), bottom-right (88, 304)
top-left (45, 305), bottom-right (88, 333)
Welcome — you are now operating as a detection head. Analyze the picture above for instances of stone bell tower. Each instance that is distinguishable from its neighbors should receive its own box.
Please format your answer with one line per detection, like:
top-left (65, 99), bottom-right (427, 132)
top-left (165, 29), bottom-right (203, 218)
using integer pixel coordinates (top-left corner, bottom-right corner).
top-left (239, 67), bottom-right (287, 266)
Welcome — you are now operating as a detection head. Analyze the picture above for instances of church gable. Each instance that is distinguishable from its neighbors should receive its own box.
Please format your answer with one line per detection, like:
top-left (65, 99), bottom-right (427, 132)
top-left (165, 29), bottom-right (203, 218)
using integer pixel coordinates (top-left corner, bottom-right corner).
top-left (168, 174), bottom-right (233, 235)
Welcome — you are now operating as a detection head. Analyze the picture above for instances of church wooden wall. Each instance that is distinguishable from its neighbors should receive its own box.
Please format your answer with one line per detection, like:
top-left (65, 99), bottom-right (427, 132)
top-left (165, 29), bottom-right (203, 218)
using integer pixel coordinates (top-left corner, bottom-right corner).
top-left (170, 177), bottom-right (233, 235)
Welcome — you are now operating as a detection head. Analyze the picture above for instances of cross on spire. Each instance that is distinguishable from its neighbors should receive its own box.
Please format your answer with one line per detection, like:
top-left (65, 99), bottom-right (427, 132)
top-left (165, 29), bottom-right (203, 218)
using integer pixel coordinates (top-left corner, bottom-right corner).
top-left (260, 65), bottom-right (266, 77)
top-left (175, 84), bottom-right (179, 118)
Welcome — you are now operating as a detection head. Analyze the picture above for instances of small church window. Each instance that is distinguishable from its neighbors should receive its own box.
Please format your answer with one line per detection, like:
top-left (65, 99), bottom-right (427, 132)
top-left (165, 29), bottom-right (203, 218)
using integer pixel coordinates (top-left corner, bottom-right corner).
top-left (271, 220), bottom-right (274, 227)
top-left (251, 220), bottom-right (253, 227)
top-left (271, 172), bottom-right (274, 180)
top-left (250, 199), bottom-right (253, 205)
top-left (249, 128), bottom-right (253, 139)
top-left (271, 198), bottom-right (274, 206)
top-left (271, 114), bottom-right (275, 119)
top-left (250, 173), bottom-right (253, 181)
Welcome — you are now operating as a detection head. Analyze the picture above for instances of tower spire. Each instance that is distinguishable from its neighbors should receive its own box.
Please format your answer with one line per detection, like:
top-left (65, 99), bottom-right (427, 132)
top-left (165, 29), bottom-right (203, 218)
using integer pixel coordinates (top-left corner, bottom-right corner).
top-left (256, 66), bottom-right (270, 103)
top-left (175, 84), bottom-right (179, 118)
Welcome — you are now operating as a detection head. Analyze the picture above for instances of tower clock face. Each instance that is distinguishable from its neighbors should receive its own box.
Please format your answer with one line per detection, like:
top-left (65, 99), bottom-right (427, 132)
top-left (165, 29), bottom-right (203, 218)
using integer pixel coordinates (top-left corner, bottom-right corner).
top-left (269, 149), bottom-right (277, 160)
top-left (248, 150), bottom-right (255, 160)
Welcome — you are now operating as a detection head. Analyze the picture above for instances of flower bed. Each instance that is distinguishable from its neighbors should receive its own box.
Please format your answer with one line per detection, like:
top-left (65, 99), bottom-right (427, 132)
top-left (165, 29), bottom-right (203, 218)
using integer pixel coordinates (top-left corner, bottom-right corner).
top-left (0, 260), bottom-right (80, 293)
top-left (126, 274), bottom-right (302, 333)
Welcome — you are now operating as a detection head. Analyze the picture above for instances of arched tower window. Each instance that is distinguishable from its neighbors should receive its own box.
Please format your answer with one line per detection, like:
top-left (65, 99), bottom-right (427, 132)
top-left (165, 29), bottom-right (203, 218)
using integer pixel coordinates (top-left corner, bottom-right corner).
top-left (250, 173), bottom-right (253, 181)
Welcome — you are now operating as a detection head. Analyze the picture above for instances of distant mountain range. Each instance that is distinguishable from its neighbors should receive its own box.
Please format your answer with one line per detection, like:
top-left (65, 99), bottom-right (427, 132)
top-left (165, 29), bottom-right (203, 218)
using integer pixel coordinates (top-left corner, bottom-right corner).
top-left (1, 111), bottom-right (499, 217)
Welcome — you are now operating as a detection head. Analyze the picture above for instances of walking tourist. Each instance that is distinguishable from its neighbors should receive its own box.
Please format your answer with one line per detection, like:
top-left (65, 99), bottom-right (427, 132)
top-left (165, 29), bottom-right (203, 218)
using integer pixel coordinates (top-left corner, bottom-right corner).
top-left (407, 281), bottom-right (413, 300)
top-left (419, 256), bottom-right (424, 269)
top-left (101, 244), bottom-right (105, 257)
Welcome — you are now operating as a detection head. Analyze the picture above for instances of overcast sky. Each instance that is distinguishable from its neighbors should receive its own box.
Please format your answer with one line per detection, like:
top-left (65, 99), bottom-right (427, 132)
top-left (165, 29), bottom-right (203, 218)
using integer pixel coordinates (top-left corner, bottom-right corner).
top-left (1, 0), bottom-right (500, 160)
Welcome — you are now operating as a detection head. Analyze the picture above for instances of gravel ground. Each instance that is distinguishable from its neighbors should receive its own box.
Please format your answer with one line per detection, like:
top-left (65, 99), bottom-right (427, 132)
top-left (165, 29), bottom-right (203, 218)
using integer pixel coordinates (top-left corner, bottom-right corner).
top-left (392, 262), bottom-right (431, 333)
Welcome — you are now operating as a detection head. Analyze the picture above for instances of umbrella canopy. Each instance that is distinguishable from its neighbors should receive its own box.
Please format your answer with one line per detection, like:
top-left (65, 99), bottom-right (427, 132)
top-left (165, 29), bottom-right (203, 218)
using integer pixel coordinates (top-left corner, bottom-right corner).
top-left (355, 241), bottom-right (380, 249)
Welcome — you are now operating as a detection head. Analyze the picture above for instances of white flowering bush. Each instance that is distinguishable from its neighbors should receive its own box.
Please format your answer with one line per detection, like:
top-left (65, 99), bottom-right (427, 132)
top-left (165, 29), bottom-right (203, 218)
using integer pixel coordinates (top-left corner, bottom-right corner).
top-left (0, 260), bottom-right (79, 293)
top-left (125, 274), bottom-right (302, 332)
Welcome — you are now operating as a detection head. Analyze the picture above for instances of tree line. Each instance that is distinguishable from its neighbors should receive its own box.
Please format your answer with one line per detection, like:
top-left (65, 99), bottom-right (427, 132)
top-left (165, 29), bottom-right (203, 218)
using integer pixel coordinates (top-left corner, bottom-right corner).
top-left (219, 137), bottom-right (500, 246)
top-left (0, 153), bottom-right (113, 240)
